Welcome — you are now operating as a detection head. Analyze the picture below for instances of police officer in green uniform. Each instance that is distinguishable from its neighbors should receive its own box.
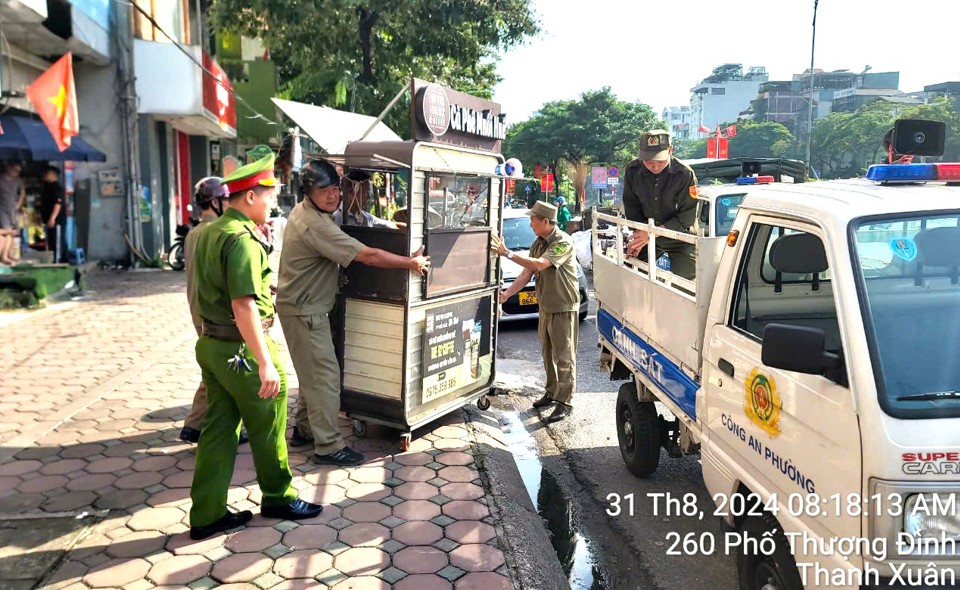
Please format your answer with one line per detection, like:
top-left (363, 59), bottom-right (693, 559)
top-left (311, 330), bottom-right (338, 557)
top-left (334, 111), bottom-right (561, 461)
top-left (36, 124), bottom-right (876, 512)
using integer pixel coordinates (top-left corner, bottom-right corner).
top-left (622, 129), bottom-right (699, 279)
top-left (277, 159), bottom-right (429, 466)
top-left (189, 154), bottom-right (322, 540)
top-left (180, 177), bottom-right (249, 445)
top-left (492, 200), bottom-right (580, 423)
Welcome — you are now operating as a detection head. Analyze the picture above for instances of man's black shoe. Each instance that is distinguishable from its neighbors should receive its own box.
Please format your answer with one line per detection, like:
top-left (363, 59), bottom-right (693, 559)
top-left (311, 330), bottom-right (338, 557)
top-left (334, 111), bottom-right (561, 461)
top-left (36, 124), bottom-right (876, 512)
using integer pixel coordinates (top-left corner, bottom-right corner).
top-left (179, 427), bottom-right (201, 443)
top-left (261, 498), bottom-right (324, 520)
top-left (189, 509), bottom-right (252, 540)
top-left (180, 427), bottom-right (249, 445)
top-left (545, 404), bottom-right (570, 423)
top-left (289, 430), bottom-right (314, 447)
top-left (312, 446), bottom-right (365, 467)
top-left (532, 395), bottom-right (555, 409)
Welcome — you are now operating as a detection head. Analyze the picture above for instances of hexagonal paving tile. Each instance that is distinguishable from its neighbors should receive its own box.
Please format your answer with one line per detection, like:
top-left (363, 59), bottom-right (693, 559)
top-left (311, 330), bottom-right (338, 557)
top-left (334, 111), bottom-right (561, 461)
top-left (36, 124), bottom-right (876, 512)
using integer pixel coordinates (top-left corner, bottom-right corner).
top-left (454, 572), bottom-right (511, 590)
top-left (437, 466), bottom-right (479, 484)
top-left (301, 484), bottom-right (348, 505)
top-left (330, 576), bottom-right (390, 590)
top-left (283, 524), bottom-right (337, 550)
top-left (441, 501), bottom-right (489, 521)
top-left (39, 459), bottom-right (88, 476)
top-left (439, 483), bottom-right (483, 501)
top-left (394, 466), bottom-right (436, 482)
top-left (342, 501), bottom-right (390, 523)
top-left (86, 457), bottom-right (134, 474)
top-left (333, 547), bottom-right (389, 577)
top-left (66, 473), bottom-right (117, 492)
top-left (225, 525), bottom-right (282, 553)
top-left (338, 522), bottom-right (390, 547)
top-left (394, 500), bottom-right (442, 521)
top-left (302, 466), bottom-right (349, 486)
top-left (18, 474), bottom-right (69, 493)
top-left (82, 557), bottom-right (152, 588)
top-left (393, 521), bottom-right (443, 546)
top-left (434, 452), bottom-right (472, 467)
top-left (147, 554), bottom-right (213, 585)
top-left (449, 544), bottom-right (505, 572)
top-left (127, 507), bottom-right (185, 531)
top-left (393, 452), bottom-right (434, 466)
top-left (348, 467), bottom-right (389, 484)
top-left (42, 490), bottom-right (98, 512)
top-left (271, 580), bottom-right (326, 590)
top-left (345, 483), bottom-right (391, 501)
top-left (211, 552), bottom-right (273, 583)
top-left (162, 471), bottom-right (196, 488)
top-left (394, 483), bottom-right (437, 501)
top-left (395, 574), bottom-right (452, 590)
top-left (433, 439), bottom-right (470, 452)
top-left (272, 549), bottom-right (334, 580)
top-left (445, 522), bottom-right (495, 544)
top-left (131, 455), bottom-right (177, 472)
top-left (104, 530), bottom-right (167, 559)
top-left (0, 459), bottom-right (42, 476)
top-left (115, 471), bottom-right (165, 489)
top-left (393, 546), bottom-right (448, 574)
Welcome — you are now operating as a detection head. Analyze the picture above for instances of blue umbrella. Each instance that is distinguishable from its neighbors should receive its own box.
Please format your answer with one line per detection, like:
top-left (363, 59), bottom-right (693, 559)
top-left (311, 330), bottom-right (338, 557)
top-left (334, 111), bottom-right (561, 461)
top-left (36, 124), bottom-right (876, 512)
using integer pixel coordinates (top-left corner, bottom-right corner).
top-left (0, 115), bottom-right (106, 161)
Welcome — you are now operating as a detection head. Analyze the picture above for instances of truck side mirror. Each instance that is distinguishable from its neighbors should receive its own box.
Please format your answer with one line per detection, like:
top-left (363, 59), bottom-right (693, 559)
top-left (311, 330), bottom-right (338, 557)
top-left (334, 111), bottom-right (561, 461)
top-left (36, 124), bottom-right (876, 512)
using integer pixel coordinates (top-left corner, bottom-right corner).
top-left (761, 323), bottom-right (840, 377)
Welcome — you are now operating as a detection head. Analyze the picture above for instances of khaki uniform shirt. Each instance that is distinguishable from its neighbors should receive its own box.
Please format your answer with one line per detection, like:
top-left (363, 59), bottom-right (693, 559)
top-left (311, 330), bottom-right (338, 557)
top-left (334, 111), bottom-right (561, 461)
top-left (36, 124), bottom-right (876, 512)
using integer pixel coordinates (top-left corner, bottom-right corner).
top-left (276, 197), bottom-right (365, 316)
top-left (185, 212), bottom-right (218, 332)
top-left (529, 226), bottom-right (579, 313)
top-left (195, 208), bottom-right (275, 325)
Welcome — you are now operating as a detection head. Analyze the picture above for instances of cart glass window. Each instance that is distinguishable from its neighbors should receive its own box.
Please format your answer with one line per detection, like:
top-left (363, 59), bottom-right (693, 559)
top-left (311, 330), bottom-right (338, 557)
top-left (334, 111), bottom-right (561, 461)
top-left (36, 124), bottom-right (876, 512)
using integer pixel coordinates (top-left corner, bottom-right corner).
top-left (424, 174), bottom-right (493, 298)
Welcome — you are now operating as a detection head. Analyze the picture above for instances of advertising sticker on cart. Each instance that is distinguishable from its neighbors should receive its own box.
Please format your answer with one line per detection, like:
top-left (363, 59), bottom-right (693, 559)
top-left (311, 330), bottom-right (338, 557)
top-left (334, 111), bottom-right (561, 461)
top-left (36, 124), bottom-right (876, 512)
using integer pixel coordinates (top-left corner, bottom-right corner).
top-left (422, 297), bottom-right (492, 403)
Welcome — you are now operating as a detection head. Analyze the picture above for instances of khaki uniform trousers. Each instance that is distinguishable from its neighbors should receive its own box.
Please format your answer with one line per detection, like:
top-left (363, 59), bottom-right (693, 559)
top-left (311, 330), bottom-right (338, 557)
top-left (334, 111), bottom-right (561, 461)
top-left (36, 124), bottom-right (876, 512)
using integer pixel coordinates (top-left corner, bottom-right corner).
top-left (279, 313), bottom-right (344, 456)
top-left (539, 310), bottom-right (579, 406)
top-left (183, 323), bottom-right (208, 431)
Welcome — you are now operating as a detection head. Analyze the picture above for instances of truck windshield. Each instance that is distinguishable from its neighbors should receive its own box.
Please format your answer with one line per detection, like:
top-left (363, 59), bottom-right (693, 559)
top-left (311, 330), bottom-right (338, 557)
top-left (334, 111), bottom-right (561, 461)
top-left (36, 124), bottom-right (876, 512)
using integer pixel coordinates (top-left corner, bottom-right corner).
top-left (853, 212), bottom-right (960, 418)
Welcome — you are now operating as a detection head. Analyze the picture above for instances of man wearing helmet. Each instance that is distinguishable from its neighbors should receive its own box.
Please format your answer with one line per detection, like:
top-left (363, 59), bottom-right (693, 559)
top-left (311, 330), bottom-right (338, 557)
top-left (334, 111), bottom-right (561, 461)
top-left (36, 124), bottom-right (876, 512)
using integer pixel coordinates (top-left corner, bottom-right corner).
top-left (180, 177), bottom-right (248, 444)
top-left (334, 168), bottom-right (402, 229)
top-left (277, 159), bottom-right (430, 467)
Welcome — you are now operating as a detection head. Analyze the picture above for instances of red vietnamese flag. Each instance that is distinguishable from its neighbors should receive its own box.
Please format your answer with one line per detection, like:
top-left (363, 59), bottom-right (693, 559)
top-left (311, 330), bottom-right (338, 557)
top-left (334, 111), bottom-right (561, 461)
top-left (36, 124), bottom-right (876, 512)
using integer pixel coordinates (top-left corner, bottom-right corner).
top-left (26, 53), bottom-right (79, 151)
top-left (697, 124), bottom-right (710, 134)
top-left (726, 124), bottom-right (738, 137)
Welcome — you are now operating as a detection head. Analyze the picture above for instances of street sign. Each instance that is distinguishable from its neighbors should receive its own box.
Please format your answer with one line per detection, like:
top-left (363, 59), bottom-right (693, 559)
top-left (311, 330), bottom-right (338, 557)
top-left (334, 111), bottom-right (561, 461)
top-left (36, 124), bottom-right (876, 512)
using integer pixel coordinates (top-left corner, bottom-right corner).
top-left (606, 177), bottom-right (619, 186)
top-left (540, 174), bottom-right (555, 193)
top-left (524, 183), bottom-right (532, 193)
top-left (608, 166), bottom-right (619, 178)
top-left (591, 166), bottom-right (607, 189)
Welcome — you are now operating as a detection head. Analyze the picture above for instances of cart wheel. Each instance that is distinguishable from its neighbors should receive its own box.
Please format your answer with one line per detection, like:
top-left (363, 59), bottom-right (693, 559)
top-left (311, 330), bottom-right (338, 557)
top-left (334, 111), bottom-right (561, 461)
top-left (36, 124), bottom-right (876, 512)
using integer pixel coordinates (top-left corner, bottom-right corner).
top-left (399, 433), bottom-right (412, 452)
top-left (352, 419), bottom-right (368, 438)
top-left (476, 395), bottom-right (491, 411)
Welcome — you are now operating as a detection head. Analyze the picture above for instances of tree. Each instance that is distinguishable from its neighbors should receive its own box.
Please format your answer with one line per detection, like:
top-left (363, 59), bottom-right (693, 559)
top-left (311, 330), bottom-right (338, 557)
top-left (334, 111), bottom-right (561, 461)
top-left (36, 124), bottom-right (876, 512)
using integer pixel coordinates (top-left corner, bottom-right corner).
top-left (503, 88), bottom-right (662, 206)
top-left (211, 0), bottom-right (539, 135)
top-left (727, 121), bottom-right (796, 159)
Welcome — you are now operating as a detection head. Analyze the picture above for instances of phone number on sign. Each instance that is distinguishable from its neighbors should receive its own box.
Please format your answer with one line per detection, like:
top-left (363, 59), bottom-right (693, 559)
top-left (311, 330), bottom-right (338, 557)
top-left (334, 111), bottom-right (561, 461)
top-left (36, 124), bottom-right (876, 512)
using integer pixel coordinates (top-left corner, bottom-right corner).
top-left (606, 492), bottom-right (919, 520)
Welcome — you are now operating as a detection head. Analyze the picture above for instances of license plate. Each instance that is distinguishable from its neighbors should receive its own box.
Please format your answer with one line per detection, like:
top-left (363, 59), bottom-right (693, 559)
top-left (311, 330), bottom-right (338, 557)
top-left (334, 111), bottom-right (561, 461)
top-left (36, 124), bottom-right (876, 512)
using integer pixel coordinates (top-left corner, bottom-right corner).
top-left (518, 291), bottom-right (538, 305)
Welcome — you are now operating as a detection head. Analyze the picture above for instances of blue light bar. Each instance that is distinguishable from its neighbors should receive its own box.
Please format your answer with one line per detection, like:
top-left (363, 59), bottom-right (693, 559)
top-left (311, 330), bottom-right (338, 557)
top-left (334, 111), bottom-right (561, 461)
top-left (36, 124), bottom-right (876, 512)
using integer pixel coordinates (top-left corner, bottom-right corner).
top-left (735, 177), bottom-right (757, 185)
top-left (866, 163), bottom-right (937, 182)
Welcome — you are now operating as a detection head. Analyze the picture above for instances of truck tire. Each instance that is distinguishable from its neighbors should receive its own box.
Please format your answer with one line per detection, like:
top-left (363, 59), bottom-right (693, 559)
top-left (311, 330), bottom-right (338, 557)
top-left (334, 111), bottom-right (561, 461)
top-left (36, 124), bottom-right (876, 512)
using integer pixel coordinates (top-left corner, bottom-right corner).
top-left (615, 382), bottom-right (661, 477)
top-left (736, 512), bottom-right (803, 590)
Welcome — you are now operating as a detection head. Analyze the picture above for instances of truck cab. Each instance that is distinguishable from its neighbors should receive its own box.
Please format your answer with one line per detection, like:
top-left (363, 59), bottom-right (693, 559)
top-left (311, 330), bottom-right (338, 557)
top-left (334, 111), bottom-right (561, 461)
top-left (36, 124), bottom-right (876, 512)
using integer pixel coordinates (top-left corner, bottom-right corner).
top-left (594, 124), bottom-right (960, 590)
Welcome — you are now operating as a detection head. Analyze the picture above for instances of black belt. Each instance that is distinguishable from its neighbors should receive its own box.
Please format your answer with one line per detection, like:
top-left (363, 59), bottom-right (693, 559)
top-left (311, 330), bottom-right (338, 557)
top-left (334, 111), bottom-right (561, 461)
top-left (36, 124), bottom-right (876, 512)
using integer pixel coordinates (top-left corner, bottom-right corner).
top-left (201, 318), bottom-right (274, 342)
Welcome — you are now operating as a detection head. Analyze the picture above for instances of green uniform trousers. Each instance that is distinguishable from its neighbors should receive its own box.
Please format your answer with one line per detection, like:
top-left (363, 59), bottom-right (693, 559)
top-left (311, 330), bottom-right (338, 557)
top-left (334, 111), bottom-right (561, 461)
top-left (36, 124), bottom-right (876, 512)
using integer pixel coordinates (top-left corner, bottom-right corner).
top-left (539, 310), bottom-right (579, 406)
top-left (639, 238), bottom-right (695, 280)
top-left (279, 313), bottom-right (344, 456)
top-left (190, 334), bottom-right (297, 527)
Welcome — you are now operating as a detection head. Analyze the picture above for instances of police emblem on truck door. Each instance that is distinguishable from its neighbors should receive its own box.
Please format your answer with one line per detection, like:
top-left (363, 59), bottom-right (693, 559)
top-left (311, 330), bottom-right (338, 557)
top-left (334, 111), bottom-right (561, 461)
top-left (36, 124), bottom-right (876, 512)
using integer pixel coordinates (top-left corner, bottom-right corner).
top-left (745, 368), bottom-right (782, 437)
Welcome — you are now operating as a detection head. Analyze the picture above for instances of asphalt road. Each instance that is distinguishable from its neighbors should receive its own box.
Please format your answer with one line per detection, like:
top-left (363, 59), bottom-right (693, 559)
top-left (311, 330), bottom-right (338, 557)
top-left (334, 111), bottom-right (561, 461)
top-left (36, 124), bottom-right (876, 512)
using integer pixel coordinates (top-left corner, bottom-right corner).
top-left (494, 275), bottom-right (739, 590)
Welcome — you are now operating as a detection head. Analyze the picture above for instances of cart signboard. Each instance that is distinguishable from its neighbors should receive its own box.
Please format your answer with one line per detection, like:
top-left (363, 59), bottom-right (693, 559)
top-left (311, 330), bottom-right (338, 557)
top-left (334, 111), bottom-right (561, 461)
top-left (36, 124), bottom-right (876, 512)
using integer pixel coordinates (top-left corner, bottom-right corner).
top-left (411, 78), bottom-right (507, 152)
top-left (422, 296), bottom-right (491, 403)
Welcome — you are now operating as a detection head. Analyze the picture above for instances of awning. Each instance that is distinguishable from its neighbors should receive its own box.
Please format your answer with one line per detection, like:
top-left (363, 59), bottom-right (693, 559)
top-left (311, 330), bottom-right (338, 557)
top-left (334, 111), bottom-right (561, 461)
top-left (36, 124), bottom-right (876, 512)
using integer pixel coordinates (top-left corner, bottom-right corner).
top-left (0, 116), bottom-right (107, 162)
top-left (272, 98), bottom-right (402, 154)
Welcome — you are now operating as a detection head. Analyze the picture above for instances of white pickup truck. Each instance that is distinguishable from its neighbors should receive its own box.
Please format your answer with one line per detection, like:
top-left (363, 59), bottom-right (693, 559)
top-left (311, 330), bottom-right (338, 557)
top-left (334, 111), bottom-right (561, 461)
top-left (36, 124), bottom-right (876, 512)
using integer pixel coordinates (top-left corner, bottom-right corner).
top-left (593, 136), bottom-right (960, 589)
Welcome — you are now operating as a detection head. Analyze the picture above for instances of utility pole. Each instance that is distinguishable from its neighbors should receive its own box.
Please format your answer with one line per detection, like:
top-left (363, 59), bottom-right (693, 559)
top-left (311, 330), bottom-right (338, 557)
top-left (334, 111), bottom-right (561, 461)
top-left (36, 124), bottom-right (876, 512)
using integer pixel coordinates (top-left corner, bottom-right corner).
top-left (804, 0), bottom-right (820, 173)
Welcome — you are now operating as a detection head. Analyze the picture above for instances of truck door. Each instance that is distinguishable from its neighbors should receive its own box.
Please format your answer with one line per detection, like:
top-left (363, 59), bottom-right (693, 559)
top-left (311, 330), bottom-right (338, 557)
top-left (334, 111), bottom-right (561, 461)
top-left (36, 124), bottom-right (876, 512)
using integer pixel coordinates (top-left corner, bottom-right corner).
top-left (702, 218), bottom-right (861, 544)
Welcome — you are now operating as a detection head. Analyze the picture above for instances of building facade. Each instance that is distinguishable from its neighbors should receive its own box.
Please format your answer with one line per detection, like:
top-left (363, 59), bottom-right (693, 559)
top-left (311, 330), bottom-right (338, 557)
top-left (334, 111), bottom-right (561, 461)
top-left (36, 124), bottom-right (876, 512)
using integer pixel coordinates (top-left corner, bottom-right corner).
top-left (661, 106), bottom-right (692, 140)
top-left (689, 64), bottom-right (768, 135)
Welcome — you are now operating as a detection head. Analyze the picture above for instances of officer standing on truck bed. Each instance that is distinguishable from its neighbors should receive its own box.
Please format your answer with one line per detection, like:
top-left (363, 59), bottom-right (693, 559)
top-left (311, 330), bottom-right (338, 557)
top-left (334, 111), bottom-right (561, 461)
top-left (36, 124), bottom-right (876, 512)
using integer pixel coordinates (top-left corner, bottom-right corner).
top-left (622, 129), bottom-right (699, 279)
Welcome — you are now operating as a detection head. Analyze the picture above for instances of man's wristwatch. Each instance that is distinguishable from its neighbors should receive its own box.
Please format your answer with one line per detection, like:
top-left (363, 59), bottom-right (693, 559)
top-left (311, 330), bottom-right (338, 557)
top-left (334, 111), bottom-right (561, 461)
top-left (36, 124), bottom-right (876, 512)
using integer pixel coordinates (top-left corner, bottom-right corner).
top-left (506, 251), bottom-right (514, 259)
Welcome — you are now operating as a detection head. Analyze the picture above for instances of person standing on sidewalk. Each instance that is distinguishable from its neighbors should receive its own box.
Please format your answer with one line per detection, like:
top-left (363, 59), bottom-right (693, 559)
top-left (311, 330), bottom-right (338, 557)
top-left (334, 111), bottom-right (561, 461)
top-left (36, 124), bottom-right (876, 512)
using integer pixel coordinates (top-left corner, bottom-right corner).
top-left (491, 200), bottom-right (580, 423)
top-left (189, 154), bottom-right (322, 540)
top-left (277, 159), bottom-right (430, 467)
top-left (180, 177), bottom-right (249, 446)
top-left (39, 167), bottom-right (66, 263)
top-left (0, 162), bottom-right (25, 265)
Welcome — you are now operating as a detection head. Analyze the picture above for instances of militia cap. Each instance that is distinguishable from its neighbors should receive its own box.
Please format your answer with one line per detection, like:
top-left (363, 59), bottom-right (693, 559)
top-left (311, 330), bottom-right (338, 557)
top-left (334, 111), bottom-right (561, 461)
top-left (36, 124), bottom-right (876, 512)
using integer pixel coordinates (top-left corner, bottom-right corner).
top-left (526, 200), bottom-right (558, 222)
top-left (637, 129), bottom-right (672, 161)
top-left (224, 153), bottom-right (278, 194)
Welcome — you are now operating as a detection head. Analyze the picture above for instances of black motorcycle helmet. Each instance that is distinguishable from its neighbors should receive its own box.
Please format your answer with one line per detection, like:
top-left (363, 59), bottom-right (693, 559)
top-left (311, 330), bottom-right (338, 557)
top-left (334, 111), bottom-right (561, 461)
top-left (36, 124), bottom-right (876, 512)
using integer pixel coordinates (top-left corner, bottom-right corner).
top-left (299, 159), bottom-right (340, 196)
top-left (194, 177), bottom-right (228, 215)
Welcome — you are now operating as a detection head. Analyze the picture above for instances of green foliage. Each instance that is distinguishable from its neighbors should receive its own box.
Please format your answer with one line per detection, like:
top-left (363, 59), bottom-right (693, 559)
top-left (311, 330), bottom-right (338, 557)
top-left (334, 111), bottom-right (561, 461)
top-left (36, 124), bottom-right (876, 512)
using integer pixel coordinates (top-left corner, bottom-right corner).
top-left (674, 138), bottom-right (707, 159)
top-left (211, 0), bottom-right (539, 136)
top-left (728, 121), bottom-right (796, 159)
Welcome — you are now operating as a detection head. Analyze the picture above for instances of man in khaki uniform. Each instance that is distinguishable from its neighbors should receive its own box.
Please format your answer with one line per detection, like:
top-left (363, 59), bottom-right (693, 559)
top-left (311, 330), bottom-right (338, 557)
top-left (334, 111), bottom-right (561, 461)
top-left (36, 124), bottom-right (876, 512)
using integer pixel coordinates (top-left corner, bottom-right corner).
top-left (492, 201), bottom-right (580, 423)
top-left (277, 159), bottom-right (430, 467)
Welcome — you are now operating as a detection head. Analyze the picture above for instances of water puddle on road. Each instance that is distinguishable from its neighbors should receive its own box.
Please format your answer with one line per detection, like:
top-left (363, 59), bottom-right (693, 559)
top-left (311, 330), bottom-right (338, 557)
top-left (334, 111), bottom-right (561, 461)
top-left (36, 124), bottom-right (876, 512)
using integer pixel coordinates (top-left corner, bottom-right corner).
top-left (502, 411), bottom-right (607, 590)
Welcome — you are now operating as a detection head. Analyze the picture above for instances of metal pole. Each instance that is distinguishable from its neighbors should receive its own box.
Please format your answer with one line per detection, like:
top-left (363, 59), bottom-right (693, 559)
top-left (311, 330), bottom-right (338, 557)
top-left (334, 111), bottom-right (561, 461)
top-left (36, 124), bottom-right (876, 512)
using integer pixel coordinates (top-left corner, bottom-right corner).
top-left (804, 0), bottom-right (819, 172)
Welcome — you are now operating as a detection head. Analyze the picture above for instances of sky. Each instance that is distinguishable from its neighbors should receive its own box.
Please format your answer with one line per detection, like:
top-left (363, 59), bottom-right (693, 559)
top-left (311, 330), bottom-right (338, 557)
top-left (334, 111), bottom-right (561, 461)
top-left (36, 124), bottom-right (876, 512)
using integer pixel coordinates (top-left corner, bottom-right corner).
top-left (492, 0), bottom-right (960, 122)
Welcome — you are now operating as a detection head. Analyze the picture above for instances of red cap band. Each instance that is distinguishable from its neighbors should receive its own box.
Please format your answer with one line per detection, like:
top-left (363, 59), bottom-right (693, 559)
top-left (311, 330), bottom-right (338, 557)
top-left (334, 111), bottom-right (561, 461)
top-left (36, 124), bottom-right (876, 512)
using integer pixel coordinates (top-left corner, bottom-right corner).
top-left (226, 169), bottom-right (276, 194)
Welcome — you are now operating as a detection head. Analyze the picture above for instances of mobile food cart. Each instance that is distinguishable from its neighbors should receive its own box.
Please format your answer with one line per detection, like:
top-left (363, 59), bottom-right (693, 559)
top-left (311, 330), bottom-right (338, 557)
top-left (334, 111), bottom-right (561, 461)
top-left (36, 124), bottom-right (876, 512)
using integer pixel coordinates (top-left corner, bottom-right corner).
top-left (282, 80), bottom-right (510, 449)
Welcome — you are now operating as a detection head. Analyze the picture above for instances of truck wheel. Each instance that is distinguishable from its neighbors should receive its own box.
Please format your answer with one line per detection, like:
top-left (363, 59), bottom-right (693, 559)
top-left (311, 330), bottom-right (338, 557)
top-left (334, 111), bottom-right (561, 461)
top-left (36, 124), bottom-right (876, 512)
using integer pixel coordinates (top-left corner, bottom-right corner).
top-left (737, 512), bottom-right (803, 590)
top-left (615, 382), bottom-right (661, 478)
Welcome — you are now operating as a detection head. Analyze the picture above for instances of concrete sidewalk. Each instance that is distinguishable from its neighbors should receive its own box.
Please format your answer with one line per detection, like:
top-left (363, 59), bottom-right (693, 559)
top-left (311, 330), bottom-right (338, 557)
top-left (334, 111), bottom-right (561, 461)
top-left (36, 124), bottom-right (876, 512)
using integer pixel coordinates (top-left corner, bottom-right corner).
top-left (0, 269), bottom-right (514, 590)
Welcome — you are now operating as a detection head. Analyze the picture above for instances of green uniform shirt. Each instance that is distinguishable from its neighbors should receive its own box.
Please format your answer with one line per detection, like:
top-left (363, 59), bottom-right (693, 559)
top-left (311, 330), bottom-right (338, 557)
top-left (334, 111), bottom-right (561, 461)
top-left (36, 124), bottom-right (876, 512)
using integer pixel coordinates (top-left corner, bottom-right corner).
top-left (185, 212), bottom-right (219, 330)
top-left (621, 156), bottom-right (698, 233)
top-left (556, 204), bottom-right (572, 226)
top-left (195, 208), bottom-right (274, 325)
top-left (529, 226), bottom-right (580, 313)
top-left (276, 197), bottom-right (365, 316)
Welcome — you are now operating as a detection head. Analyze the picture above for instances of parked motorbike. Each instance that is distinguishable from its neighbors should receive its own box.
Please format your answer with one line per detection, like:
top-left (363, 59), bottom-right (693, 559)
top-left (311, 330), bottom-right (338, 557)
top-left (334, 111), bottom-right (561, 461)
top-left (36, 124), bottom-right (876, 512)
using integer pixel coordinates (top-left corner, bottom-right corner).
top-left (168, 220), bottom-right (197, 271)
